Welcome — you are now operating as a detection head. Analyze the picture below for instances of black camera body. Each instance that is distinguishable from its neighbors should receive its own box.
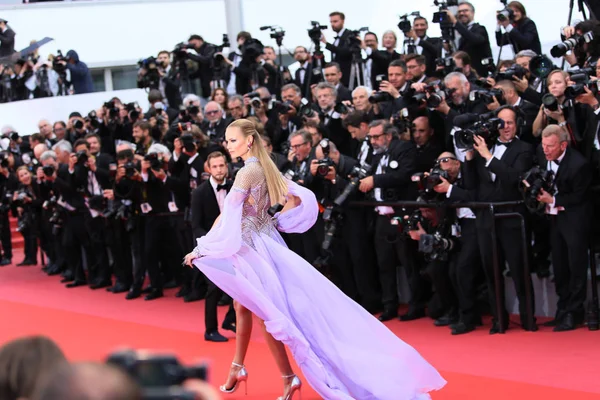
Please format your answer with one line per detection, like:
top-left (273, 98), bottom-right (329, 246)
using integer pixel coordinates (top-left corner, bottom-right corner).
top-left (42, 165), bottom-right (55, 177)
top-left (469, 88), bottom-right (505, 105)
top-left (144, 153), bottom-right (164, 171)
top-left (0, 151), bottom-right (10, 169)
top-left (75, 150), bottom-right (88, 166)
top-left (495, 64), bottom-right (527, 81)
top-left (432, 0), bottom-right (458, 24)
top-left (419, 233), bottom-right (455, 260)
top-left (104, 100), bottom-right (120, 120)
top-left (412, 166), bottom-right (450, 202)
top-left (401, 209), bottom-right (425, 233)
top-left (453, 112), bottom-right (504, 150)
top-left (551, 31), bottom-right (594, 58)
top-left (270, 100), bottom-right (293, 114)
top-left (564, 72), bottom-right (599, 100)
top-left (368, 92), bottom-right (393, 104)
top-left (107, 349), bottom-right (207, 399)
top-left (520, 166), bottom-right (555, 214)
top-left (241, 38), bottom-right (265, 62)
top-left (308, 21), bottom-right (328, 44)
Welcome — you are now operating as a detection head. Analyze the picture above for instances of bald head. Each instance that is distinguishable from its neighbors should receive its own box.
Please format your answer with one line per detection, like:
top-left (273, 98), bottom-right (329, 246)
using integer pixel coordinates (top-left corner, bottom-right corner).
top-left (34, 144), bottom-right (49, 161)
top-left (204, 101), bottom-right (223, 123)
top-left (436, 151), bottom-right (460, 180)
top-left (38, 120), bottom-right (52, 137)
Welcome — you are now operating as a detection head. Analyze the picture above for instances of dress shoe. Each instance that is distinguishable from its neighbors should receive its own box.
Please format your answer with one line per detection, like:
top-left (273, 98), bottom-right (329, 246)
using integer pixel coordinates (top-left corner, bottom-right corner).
top-left (204, 331), bottom-right (229, 342)
top-left (543, 319), bottom-right (558, 327)
top-left (47, 267), bottom-right (62, 276)
top-left (16, 259), bottom-right (36, 266)
top-left (434, 311), bottom-right (458, 327)
top-left (66, 280), bottom-right (87, 288)
top-left (163, 280), bottom-right (178, 289)
top-left (451, 321), bottom-right (476, 335)
top-left (90, 280), bottom-right (112, 290)
top-left (144, 289), bottom-right (163, 301)
top-left (141, 285), bottom-right (153, 294)
top-left (175, 286), bottom-right (190, 298)
top-left (399, 309), bottom-right (426, 321)
top-left (60, 275), bottom-right (74, 283)
top-left (126, 288), bottom-right (141, 300)
top-left (222, 320), bottom-right (236, 333)
top-left (489, 321), bottom-right (509, 335)
top-left (553, 313), bottom-right (576, 332)
top-left (184, 292), bottom-right (203, 303)
top-left (107, 283), bottom-right (129, 294)
top-left (378, 309), bottom-right (398, 322)
top-left (0, 257), bottom-right (11, 266)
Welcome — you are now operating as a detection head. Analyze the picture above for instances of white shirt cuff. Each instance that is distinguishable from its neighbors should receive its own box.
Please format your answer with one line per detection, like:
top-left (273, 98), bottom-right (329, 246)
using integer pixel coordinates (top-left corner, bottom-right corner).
top-left (446, 184), bottom-right (453, 198)
top-left (485, 156), bottom-right (495, 167)
top-left (550, 196), bottom-right (556, 208)
top-left (141, 172), bottom-right (148, 182)
top-left (505, 24), bottom-right (514, 33)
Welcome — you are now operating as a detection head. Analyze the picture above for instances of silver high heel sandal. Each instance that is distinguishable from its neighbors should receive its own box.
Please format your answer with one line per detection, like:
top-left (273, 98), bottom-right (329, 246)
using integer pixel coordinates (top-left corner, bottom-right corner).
top-left (277, 373), bottom-right (302, 400)
top-left (219, 362), bottom-right (248, 395)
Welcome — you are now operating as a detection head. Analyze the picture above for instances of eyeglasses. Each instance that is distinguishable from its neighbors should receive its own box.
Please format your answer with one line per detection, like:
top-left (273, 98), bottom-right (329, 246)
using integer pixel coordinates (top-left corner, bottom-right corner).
top-left (290, 142), bottom-right (308, 150)
top-left (437, 157), bottom-right (457, 163)
top-left (367, 133), bottom-right (385, 140)
top-left (205, 110), bottom-right (219, 115)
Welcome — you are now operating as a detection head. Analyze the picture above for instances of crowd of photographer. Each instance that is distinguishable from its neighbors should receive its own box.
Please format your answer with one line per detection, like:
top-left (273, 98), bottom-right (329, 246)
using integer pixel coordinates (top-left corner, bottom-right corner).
top-left (1, 1), bottom-right (600, 339)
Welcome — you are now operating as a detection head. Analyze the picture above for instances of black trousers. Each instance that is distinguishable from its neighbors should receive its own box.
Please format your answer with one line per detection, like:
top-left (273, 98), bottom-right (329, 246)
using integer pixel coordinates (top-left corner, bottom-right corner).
top-left (0, 212), bottom-right (12, 260)
top-left (20, 226), bottom-right (37, 261)
top-left (527, 211), bottom-right (551, 270)
top-left (38, 218), bottom-right (55, 264)
top-left (424, 259), bottom-right (457, 318)
top-left (205, 280), bottom-right (236, 333)
top-left (85, 215), bottom-right (110, 283)
top-left (374, 214), bottom-right (429, 311)
top-left (286, 218), bottom-right (322, 264)
top-left (549, 215), bottom-right (589, 318)
top-left (476, 213), bottom-right (534, 327)
top-left (448, 218), bottom-right (481, 324)
top-left (131, 217), bottom-right (146, 289)
top-left (63, 212), bottom-right (93, 282)
top-left (144, 215), bottom-right (182, 290)
top-left (109, 217), bottom-right (133, 288)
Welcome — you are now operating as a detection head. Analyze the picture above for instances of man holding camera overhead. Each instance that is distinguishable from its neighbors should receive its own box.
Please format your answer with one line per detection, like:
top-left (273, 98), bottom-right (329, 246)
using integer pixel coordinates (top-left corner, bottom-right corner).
top-left (322, 11), bottom-right (354, 88)
top-left (443, 1), bottom-right (492, 77)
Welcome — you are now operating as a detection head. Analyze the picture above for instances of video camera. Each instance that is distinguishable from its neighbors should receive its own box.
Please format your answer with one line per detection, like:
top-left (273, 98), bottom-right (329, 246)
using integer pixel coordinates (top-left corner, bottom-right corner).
top-left (433, 0), bottom-right (459, 42)
top-left (107, 349), bottom-right (208, 400)
top-left (308, 21), bottom-right (328, 45)
top-left (240, 38), bottom-right (265, 62)
top-left (52, 50), bottom-right (67, 74)
top-left (453, 112), bottom-right (504, 149)
top-left (551, 31), bottom-right (594, 58)
top-left (411, 166), bottom-right (450, 202)
top-left (213, 33), bottom-right (231, 62)
top-left (520, 166), bottom-right (555, 214)
top-left (435, 56), bottom-right (458, 75)
top-left (137, 56), bottom-right (161, 90)
top-left (398, 12), bottom-right (421, 34)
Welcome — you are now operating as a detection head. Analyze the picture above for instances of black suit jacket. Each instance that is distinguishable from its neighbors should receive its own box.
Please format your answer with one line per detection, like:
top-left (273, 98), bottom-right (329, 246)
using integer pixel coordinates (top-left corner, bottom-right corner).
top-left (455, 22), bottom-right (493, 77)
top-left (294, 62), bottom-right (320, 99)
top-left (191, 179), bottom-right (230, 239)
top-left (0, 27), bottom-right (15, 58)
top-left (369, 49), bottom-right (401, 89)
top-left (325, 29), bottom-right (355, 87)
top-left (372, 138), bottom-right (418, 201)
top-left (516, 99), bottom-right (540, 147)
top-left (419, 37), bottom-right (442, 78)
top-left (336, 84), bottom-right (352, 102)
top-left (495, 18), bottom-right (542, 55)
top-left (473, 139), bottom-right (532, 202)
top-left (535, 146), bottom-right (592, 233)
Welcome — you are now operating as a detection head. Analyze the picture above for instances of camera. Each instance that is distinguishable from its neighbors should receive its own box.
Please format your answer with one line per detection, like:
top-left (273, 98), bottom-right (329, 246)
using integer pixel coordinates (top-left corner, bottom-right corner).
top-left (495, 64), bottom-right (527, 81)
top-left (270, 99), bottom-right (293, 114)
top-left (453, 112), bottom-right (504, 150)
top-left (240, 38), bottom-right (265, 62)
top-left (124, 161), bottom-right (137, 178)
top-left (398, 12), bottom-right (421, 34)
top-left (419, 233), bottom-right (455, 260)
top-left (308, 21), bottom-right (328, 44)
top-left (104, 100), bottom-right (120, 120)
top-left (432, 0), bottom-right (459, 24)
top-left (401, 209), bottom-right (425, 233)
top-left (52, 50), bottom-right (67, 73)
top-left (107, 349), bottom-right (207, 399)
top-left (316, 139), bottom-right (333, 177)
top-left (435, 56), bottom-right (457, 75)
top-left (298, 104), bottom-right (317, 119)
top-left (42, 165), bottom-right (55, 177)
top-left (541, 93), bottom-right (560, 111)
top-left (411, 166), bottom-right (450, 202)
top-left (391, 108), bottom-right (412, 133)
top-left (73, 119), bottom-right (84, 130)
top-left (564, 73), bottom-right (599, 100)
top-left (551, 31), bottom-right (594, 58)
top-left (520, 166), bottom-right (555, 214)
top-left (0, 151), bottom-right (9, 169)
top-left (180, 133), bottom-right (197, 153)
top-left (412, 80), bottom-right (446, 108)
top-left (497, 0), bottom-right (515, 23)
top-left (469, 88), bottom-right (505, 105)
top-left (144, 153), bottom-right (164, 171)
top-left (368, 92), bottom-right (393, 104)
top-left (331, 163), bottom-right (372, 208)
top-left (213, 33), bottom-right (231, 62)
top-left (75, 150), bottom-right (88, 166)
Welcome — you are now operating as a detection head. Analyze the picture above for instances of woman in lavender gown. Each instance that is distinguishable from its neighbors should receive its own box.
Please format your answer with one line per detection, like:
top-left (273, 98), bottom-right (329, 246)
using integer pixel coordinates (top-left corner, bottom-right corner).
top-left (184, 119), bottom-right (446, 400)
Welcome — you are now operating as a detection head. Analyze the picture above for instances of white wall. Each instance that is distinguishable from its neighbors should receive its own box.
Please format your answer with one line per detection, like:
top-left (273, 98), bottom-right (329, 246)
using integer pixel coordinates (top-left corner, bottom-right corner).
top-left (0, 89), bottom-right (149, 135)
top-left (0, 0), bottom-right (591, 67)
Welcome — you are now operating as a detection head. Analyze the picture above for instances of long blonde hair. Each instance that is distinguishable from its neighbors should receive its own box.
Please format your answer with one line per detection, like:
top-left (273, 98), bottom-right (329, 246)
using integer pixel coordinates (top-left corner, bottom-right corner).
top-left (228, 119), bottom-right (288, 203)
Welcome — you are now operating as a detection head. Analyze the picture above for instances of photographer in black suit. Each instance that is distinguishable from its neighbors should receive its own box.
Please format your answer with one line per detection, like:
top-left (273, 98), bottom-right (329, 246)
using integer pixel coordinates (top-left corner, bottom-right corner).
top-left (190, 152), bottom-right (236, 342)
top-left (536, 125), bottom-right (592, 331)
top-left (0, 19), bottom-right (15, 58)
top-left (358, 120), bottom-right (419, 321)
top-left (469, 106), bottom-right (536, 333)
top-left (495, 1), bottom-right (541, 55)
top-left (445, 2), bottom-right (492, 77)
top-left (322, 11), bottom-right (354, 88)
top-left (404, 17), bottom-right (442, 77)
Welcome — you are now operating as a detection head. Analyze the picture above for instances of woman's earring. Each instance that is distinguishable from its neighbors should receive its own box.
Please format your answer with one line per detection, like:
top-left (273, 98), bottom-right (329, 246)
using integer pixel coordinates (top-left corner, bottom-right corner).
top-left (247, 142), bottom-right (252, 151)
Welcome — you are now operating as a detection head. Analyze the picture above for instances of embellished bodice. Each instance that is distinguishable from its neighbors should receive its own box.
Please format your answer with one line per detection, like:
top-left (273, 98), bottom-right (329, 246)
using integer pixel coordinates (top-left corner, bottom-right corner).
top-left (231, 157), bottom-right (277, 248)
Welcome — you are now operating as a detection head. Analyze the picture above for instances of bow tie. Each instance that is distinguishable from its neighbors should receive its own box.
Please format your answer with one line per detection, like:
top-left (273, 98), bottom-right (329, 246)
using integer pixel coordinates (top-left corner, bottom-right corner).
top-left (334, 36), bottom-right (340, 40)
top-left (553, 159), bottom-right (561, 166)
top-left (298, 67), bottom-right (305, 71)
top-left (496, 140), bottom-right (512, 147)
top-left (216, 183), bottom-right (230, 192)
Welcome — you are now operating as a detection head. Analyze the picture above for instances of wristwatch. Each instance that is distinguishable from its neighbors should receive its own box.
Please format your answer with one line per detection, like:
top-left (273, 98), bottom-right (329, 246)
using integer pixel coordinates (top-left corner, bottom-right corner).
top-left (558, 121), bottom-right (568, 127)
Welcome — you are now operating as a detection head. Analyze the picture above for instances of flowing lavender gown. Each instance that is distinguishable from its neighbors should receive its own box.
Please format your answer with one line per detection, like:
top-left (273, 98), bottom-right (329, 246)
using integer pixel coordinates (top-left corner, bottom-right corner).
top-left (192, 157), bottom-right (446, 400)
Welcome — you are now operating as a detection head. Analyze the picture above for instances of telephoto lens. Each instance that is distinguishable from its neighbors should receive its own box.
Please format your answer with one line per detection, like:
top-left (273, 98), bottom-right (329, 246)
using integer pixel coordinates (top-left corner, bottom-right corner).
top-left (542, 93), bottom-right (559, 112)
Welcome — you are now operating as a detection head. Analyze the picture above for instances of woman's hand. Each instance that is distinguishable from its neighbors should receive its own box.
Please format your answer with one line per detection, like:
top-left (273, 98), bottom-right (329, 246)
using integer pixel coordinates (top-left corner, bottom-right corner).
top-left (183, 251), bottom-right (200, 267)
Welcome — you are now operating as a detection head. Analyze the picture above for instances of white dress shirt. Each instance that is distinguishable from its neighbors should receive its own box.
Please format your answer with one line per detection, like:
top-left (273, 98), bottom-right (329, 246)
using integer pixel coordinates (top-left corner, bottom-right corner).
top-left (545, 149), bottom-right (567, 215)
top-left (210, 176), bottom-right (227, 212)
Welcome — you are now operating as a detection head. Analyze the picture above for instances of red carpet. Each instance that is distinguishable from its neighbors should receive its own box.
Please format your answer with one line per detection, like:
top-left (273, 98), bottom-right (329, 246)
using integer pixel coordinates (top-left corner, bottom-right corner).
top-left (2, 257), bottom-right (600, 399)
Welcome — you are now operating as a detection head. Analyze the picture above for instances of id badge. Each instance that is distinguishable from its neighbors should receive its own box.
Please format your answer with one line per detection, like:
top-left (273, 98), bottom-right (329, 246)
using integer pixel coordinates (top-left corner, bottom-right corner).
top-left (168, 201), bottom-right (179, 212)
top-left (141, 202), bottom-right (153, 214)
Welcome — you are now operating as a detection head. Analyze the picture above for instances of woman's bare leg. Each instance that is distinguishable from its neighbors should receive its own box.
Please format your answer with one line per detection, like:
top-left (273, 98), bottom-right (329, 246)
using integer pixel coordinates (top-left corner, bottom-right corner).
top-left (223, 301), bottom-right (253, 389)
top-left (259, 320), bottom-right (298, 398)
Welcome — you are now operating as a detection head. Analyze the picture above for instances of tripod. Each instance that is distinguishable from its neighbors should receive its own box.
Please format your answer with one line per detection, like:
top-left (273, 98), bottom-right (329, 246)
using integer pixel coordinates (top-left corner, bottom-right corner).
top-left (348, 46), bottom-right (365, 91)
top-left (303, 41), bottom-right (325, 99)
top-left (496, 25), bottom-right (515, 70)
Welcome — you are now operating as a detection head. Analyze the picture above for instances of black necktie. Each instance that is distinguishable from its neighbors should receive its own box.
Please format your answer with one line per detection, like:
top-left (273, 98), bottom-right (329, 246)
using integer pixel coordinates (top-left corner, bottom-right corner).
top-left (216, 183), bottom-right (230, 192)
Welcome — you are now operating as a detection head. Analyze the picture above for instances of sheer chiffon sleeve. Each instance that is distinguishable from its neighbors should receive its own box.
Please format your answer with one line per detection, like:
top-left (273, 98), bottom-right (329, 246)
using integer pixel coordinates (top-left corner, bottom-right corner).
top-left (193, 167), bottom-right (255, 259)
top-left (276, 179), bottom-right (319, 234)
